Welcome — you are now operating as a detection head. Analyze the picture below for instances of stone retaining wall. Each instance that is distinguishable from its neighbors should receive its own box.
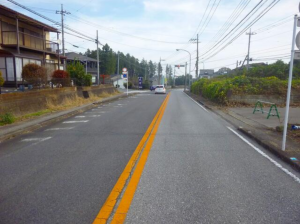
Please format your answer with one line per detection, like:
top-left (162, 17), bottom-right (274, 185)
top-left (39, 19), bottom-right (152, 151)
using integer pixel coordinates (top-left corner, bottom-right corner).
top-left (0, 85), bottom-right (117, 116)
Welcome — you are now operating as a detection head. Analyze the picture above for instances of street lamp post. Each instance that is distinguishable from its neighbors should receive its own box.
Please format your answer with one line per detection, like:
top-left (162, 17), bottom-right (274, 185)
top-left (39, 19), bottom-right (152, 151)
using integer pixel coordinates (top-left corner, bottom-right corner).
top-left (176, 49), bottom-right (191, 91)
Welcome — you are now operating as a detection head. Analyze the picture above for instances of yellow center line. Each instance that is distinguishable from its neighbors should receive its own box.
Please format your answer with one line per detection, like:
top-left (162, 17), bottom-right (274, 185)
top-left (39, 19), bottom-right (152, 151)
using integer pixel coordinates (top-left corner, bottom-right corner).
top-left (110, 93), bottom-right (170, 224)
top-left (92, 93), bottom-right (170, 224)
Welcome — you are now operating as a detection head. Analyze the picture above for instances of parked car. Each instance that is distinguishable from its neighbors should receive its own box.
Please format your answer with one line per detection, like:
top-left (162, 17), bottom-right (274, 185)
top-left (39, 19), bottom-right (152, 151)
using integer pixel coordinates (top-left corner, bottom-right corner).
top-left (155, 85), bottom-right (166, 94)
top-left (150, 86), bottom-right (156, 91)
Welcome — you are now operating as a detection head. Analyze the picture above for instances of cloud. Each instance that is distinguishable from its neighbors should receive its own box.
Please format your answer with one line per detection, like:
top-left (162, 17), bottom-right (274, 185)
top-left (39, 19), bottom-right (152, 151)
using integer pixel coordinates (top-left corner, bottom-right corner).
top-left (2, 0), bottom-right (297, 74)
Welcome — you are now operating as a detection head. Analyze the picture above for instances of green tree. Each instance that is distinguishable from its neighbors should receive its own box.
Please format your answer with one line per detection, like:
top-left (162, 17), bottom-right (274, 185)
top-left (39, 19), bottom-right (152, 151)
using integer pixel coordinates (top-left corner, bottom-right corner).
top-left (67, 60), bottom-right (92, 86)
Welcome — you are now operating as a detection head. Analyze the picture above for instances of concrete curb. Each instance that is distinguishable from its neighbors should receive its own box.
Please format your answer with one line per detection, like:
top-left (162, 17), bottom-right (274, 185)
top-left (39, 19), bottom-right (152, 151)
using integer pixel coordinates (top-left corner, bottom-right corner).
top-left (237, 127), bottom-right (300, 172)
top-left (0, 92), bottom-right (134, 143)
top-left (184, 91), bottom-right (300, 172)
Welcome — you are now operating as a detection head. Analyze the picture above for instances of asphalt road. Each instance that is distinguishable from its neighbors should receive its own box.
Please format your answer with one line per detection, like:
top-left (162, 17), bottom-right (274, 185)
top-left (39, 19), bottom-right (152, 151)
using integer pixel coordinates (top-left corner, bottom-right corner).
top-left (0, 91), bottom-right (166, 224)
top-left (125, 90), bottom-right (300, 224)
top-left (1, 90), bottom-right (300, 224)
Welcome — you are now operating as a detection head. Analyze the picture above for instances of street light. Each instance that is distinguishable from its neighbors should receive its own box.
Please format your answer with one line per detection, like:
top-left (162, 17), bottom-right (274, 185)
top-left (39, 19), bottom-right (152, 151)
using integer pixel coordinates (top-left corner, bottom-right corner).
top-left (176, 49), bottom-right (191, 91)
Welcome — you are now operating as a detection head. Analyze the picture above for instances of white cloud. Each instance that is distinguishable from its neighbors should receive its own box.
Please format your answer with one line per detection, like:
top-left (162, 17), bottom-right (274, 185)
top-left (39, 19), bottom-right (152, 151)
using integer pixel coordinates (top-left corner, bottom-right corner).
top-left (2, 0), bottom-right (297, 74)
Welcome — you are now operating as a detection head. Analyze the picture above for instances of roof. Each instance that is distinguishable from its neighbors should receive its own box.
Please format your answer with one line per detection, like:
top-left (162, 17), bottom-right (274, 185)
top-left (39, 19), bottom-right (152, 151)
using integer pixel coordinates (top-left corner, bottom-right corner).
top-left (110, 74), bottom-right (122, 81)
top-left (0, 5), bottom-right (59, 32)
top-left (65, 52), bottom-right (98, 62)
top-left (200, 69), bottom-right (214, 75)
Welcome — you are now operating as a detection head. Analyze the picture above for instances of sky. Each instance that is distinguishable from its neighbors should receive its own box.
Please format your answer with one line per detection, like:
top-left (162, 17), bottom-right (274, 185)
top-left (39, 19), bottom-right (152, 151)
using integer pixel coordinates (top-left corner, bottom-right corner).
top-left (1, 0), bottom-right (298, 76)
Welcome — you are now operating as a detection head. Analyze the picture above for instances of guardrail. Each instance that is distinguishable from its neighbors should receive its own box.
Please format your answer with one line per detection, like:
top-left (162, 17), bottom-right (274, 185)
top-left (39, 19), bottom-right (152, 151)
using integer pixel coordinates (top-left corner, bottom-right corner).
top-left (253, 100), bottom-right (280, 119)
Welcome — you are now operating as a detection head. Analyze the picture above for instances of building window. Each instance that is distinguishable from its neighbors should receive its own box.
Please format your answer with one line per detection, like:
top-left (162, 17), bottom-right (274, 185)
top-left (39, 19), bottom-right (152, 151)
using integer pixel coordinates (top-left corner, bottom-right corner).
top-left (6, 57), bottom-right (14, 81)
top-left (16, 57), bottom-right (22, 81)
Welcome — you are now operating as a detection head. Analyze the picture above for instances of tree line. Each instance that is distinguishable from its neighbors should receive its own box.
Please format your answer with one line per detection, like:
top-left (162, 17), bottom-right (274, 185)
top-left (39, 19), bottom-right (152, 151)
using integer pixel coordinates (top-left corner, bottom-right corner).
top-left (83, 44), bottom-right (174, 81)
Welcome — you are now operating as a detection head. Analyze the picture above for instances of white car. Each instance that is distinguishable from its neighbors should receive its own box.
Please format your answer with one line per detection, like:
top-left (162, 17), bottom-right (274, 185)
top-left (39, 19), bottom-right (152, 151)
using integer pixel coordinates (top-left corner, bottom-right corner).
top-left (155, 85), bottom-right (166, 94)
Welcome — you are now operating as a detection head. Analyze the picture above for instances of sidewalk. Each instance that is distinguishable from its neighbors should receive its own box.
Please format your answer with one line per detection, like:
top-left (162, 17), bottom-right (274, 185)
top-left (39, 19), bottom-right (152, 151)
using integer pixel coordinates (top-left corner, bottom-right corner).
top-left (186, 92), bottom-right (300, 171)
top-left (229, 107), bottom-right (300, 129)
top-left (0, 92), bottom-right (132, 143)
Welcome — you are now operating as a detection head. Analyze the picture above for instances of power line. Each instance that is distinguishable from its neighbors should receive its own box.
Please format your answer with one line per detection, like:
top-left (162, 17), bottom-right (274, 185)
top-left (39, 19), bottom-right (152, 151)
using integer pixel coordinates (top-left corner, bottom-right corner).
top-left (7, 0), bottom-right (97, 43)
top-left (200, 0), bottom-right (251, 52)
top-left (66, 14), bottom-right (188, 44)
top-left (198, 0), bottom-right (222, 37)
top-left (202, 0), bottom-right (282, 61)
top-left (191, 0), bottom-right (213, 37)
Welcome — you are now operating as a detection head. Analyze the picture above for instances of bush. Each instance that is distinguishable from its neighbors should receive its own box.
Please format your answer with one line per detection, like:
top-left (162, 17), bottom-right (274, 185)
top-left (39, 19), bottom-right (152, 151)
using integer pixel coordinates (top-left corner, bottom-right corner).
top-left (0, 70), bottom-right (4, 87)
top-left (123, 82), bottom-right (132, 89)
top-left (51, 70), bottom-right (71, 87)
top-left (67, 60), bottom-right (92, 86)
top-left (191, 75), bottom-right (300, 104)
top-left (22, 63), bottom-right (47, 87)
top-left (0, 113), bottom-right (15, 125)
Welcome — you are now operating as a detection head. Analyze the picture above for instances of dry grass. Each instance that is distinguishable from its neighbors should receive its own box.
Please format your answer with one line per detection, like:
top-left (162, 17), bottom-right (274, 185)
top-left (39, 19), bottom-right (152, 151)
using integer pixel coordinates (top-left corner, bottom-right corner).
top-left (46, 91), bottom-right (119, 111)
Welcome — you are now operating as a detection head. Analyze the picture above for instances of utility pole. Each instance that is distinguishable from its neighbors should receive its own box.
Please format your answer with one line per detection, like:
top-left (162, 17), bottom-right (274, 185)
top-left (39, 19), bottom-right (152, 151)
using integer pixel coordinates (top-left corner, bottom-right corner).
top-left (117, 51), bottom-right (119, 88)
top-left (190, 35), bottom-right (200, 78)
top-left (96, 30), bottom-right (100, 85)
top-left (158, 58), bottom-right (165, 85)
top-left (173, 65), bottom-right (176, 87)
top-left (196, 34), bottom-right (199, 78)
top-left (56, 4), bottom-right (70, 71)
top-left (282, 15), bottom-right (298, 151)
top-left (246, 29), bottom-right (256, 71)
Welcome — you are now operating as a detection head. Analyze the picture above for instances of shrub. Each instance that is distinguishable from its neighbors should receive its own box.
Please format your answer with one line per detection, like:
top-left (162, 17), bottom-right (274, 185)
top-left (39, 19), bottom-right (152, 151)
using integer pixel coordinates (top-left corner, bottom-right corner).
top-left (22, 63), bottom-right (47, 87)
top-left (67, 60), bottom-right (92, 86)
top-left (51, 70), bottom-right (71, 87)
top-left (191, 76), bottom-right (300, 104)
top-left (0, 113), bottom-right (15, 125)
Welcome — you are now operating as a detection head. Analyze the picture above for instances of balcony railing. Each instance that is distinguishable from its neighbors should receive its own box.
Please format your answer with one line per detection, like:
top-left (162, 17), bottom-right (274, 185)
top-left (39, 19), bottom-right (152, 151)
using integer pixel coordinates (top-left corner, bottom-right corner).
top-left (2, 31), bottom-right (58, 53)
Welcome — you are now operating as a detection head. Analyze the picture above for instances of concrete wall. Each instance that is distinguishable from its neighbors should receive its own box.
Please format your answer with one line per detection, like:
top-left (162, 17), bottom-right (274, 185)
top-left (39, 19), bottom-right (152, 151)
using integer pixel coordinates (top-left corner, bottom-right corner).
top-left (0, 85), bottom-right (117, 116)
top-left (228, 94), bottom-right (300, 105)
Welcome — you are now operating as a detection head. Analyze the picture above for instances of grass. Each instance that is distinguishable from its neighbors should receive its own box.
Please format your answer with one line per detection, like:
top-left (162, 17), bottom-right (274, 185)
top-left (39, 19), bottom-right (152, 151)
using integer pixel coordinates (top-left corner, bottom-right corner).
top-left (0, 113), bottom-right (15, 126)
top-left (17, 109), bottom-right (52, 121)
top-left (0, 90), bottom-right (120, 126)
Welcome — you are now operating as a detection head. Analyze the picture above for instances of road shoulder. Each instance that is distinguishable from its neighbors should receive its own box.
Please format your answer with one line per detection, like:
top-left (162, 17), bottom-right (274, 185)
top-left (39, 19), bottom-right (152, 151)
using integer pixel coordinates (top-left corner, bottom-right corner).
top-left (185, 91), bottom-right (300, 172)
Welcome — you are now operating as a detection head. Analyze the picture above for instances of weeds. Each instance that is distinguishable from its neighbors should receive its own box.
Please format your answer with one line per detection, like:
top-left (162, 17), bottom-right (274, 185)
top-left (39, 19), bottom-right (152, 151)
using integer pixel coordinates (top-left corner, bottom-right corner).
top-left (0, 113), bottom-right (15, 125)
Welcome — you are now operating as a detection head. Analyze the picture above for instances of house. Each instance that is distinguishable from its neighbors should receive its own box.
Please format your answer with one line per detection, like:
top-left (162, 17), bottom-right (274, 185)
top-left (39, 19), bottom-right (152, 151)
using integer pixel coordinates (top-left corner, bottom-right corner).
top-left (0, 5), bottom-right (60, 87)
top-left (199, 69), bottom-right (214, 79)
top-left (65, 52), bottom-right (99, 84)
top-left (110, 74), bottom-right (125, 89)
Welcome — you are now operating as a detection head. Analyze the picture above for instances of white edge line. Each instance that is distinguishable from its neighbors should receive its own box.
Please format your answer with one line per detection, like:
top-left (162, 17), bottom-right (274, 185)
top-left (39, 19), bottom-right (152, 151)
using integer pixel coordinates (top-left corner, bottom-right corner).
top-left (45, 127), bottom-right (74, 131)
top-left (63, 120), bottom-right (89, 123)
top-left (227, 126), bottom-right (300, 184)
top-left (22, 137), bottom-right (52, 142)
top-left (184, 92), bottom-right (208, 112)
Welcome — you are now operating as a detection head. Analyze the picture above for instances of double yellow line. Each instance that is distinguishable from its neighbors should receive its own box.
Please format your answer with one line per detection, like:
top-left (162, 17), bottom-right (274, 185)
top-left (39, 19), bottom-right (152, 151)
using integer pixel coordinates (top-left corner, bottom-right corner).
top-left (93, 93), bottom-right (170, 224)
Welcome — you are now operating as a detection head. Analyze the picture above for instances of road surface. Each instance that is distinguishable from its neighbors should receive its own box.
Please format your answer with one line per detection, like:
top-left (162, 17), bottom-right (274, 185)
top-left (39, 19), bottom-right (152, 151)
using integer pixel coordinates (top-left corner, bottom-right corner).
top-left (0, 90), bottom-right (299, 224)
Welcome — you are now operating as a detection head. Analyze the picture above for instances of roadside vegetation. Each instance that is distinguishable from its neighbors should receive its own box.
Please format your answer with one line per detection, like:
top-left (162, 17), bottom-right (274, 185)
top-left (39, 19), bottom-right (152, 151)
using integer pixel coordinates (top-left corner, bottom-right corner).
top-left (0, 91), bottom-right (120, 126)
top-left (0, 113), bottom-right (15, 126)
top-left (67, 60), bottom-right (92, 86)
top-left (191, 60), bottom-right (300, 104)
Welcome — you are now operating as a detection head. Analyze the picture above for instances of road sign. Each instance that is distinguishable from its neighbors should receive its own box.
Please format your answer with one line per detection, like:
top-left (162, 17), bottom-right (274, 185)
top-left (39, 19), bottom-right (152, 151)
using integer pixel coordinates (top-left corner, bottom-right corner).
top-left (122, 68), bottom-right (127, 72)
top-left (122, 73), bottom-right (127, 78)
top-left (175, 65), bottom-right (185, 69)
top-left (138, 77), bottom-right (143, 89)
top-left (294, 50), bottom-right (300, 60)
top-left (296, 32), bottom-right (300, 49)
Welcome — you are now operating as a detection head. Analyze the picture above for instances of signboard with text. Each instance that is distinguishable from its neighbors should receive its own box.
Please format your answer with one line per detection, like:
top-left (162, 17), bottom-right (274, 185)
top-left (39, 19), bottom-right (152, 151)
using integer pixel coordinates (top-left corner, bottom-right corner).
top-left (138, 77), bottom-right (143, 89)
